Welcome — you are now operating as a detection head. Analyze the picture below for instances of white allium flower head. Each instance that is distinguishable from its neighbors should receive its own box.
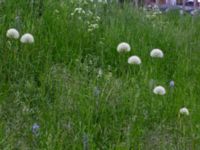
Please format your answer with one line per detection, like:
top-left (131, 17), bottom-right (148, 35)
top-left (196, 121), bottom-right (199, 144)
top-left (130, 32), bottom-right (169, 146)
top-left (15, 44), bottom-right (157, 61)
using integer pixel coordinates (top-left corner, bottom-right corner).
top-left (20, 33), bottom-right (34, 44)
top-left (117, 42), bottom-right (131, 53)
top-left (153, 86), bottom-right (166, 95)
top-left (6, 28), bottom-right (20, 39)
top-left (150, 48), bottom-right (164, 58)
top-left (128, 56), bottom-right (141, 65)
top-left (179, 107), bottom-right (189, 116)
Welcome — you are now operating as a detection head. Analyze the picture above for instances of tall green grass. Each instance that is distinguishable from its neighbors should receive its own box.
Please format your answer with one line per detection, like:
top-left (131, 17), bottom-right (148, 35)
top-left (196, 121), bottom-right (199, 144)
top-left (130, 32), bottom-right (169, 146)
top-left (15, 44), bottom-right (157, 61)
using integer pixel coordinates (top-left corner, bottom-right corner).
top-left (0, 0), bottom-right (200, 149)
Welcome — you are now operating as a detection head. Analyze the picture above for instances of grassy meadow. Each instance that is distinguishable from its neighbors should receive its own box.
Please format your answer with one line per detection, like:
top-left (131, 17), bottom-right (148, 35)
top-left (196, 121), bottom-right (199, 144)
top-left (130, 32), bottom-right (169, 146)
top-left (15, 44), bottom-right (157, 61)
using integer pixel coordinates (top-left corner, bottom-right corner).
top-left (0, 0), bottom-right (200, 149)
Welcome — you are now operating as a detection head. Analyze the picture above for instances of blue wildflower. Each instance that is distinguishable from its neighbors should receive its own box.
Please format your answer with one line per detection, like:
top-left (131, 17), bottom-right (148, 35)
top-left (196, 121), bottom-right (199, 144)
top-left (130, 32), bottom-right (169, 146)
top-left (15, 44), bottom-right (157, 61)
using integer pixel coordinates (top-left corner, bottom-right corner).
top-left (83, 133), bottom-right (89, 150)
top-left (93, 86), bottom-right (100, 97)
top-left (32, 123), bottom-right (40, 135)
top-left (169, 80), bottom-right (175, 87)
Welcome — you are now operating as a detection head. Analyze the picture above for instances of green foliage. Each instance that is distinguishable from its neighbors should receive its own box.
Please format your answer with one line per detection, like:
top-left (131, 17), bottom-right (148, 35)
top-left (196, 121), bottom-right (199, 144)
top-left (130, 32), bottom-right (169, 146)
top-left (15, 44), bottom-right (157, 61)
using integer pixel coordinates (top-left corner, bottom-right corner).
top-left (0, 1), bottom-right (200, 149)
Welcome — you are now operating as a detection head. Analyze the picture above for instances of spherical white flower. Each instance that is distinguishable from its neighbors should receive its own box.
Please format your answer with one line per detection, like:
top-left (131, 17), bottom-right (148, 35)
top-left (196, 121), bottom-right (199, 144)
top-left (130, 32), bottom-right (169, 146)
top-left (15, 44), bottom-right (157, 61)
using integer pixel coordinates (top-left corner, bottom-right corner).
top-left (179, 107), bottom-right (189, 116)
top-left (20, 33), bottom-right (34, 44)
top-left (150, 48), bottom-right (164, 58)
top-left (117, 42), bottom-right (131, 53)
top-left (153, 86), bottom-right (166, 95)
top-left (6, 28), bottom-right (20, 39)
top-left (128, 56), bottom-right (141, 65)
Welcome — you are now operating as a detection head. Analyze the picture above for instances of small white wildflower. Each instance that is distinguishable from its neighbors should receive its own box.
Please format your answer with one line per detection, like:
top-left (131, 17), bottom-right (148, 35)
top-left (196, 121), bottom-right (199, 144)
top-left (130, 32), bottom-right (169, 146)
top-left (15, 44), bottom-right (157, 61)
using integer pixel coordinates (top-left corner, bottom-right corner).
top-left (105, 72), bottom-right (112, 80)
top-left (97, 68), bottom-right (103, 78)
top-left (117, 42), bottom-right (131, 53)
top-left (151, 14), bottom-right (156, 18)
top-left (98, 0), bottom-right (107, 4)
top-left (150, 48), bottom-right (164, 58)
top-left (88, 23), bottom-right (99, 32)
top-left (179, 107), bottom-right (189, 116)
top-left (74, 8), bottom-right (85, 14)
top-left (89, 24), bottom-right (99, 29)
top-left (128, 56), bottom-right (141, 65)
top-left (95, 16), bottom-right (101, 22)
top-left (88, 28), bottom-right (93, 32)
top-left (87, 10), bottom-right (93, 16)
top-left (190, 9), bottom-right (199, 16)
top-left (152, 4), bottom-right (159, 11)
top-left (179, 10), bottom-right (184, 15)
top-left (190, 11), bottom-right (195, 16)
top-left (6, 28), bottom-right (20, 39)
top-left (153, 11), bottom-right (162, 15)
top-left (20, 33), bottom-right (34, 44)
top-left (153, 86), bottom-right (166, 95)
top-left (88, 24), bottom-right (99, 32)
top-left (54, 9), bottom-right (59, 14)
